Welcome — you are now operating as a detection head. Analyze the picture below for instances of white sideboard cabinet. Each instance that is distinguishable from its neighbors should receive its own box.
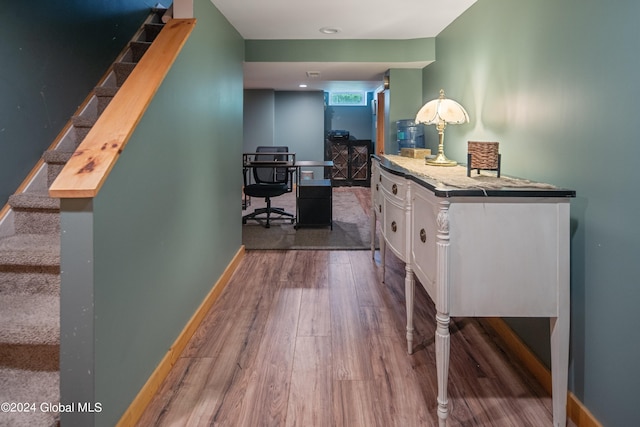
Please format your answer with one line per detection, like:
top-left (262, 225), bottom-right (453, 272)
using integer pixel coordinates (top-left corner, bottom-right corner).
top-left (371, 155), bottom-right (575, 427)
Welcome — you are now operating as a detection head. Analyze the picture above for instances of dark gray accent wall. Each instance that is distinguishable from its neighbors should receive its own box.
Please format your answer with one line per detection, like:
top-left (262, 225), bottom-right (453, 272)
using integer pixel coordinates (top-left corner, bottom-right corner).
top-left (58, 0), bottom-right (244, 425)
top-left (274, 91), bottom-right (325, 165)
top-left (0, 0), bottom-right (152, 206)
top-left (244, 89), bottom-right (275, 153)
top-left (422, 1), bottom-right (640, 425)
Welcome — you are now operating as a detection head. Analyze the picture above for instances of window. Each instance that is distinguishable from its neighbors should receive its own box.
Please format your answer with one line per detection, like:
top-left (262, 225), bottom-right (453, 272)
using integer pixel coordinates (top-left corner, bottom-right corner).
top-left (328, 91), bottom-right (366, 106)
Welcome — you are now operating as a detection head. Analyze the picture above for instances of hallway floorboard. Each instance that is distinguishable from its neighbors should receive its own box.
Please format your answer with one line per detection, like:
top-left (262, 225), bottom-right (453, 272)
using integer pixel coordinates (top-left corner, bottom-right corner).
top-left (137, 248), bottom-right (562, 426)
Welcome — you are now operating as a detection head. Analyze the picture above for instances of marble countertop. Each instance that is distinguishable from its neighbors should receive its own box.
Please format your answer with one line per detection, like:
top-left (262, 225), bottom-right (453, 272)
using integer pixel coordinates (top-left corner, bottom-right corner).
top-left (377, 154), bottom-right (575, 198)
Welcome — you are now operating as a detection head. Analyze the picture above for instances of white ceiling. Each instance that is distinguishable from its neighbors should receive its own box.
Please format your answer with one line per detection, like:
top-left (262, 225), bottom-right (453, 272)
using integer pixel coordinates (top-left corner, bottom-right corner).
top-left (210, 0), bottom-right (476, 92)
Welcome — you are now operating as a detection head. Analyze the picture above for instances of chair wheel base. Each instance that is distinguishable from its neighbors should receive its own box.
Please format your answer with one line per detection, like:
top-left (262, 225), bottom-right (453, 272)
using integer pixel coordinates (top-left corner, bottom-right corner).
top-left (241, 207), bottom-right (295, 228)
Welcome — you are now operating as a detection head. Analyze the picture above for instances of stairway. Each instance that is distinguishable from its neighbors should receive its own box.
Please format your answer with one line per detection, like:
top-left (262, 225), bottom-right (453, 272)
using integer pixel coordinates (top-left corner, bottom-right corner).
top-left (0, 8), bottom-right (169, 427)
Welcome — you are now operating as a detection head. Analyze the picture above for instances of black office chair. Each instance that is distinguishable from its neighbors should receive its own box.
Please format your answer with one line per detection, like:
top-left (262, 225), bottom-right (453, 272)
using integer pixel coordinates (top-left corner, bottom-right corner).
top-left (242, 146), bottom-right (295, 228)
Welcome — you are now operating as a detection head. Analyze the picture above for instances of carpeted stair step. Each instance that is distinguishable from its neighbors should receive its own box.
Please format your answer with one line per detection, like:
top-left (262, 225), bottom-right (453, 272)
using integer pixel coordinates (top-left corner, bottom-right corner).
top-left (0, 270), bottom-right (60, 296)
top-left (70, 114), bottom-right (96, 128)
top-left (0, 233), bottom-right (60, 297)
top-left (130, 40), bottom-right (152, 62)
top-left (113, 61), bottom-right (137, 86)
top-left (0, 330), bottom-right (60, 426)
top-left (43, 150), bottom-right (74, 188)
top-left (0, 363), bottom-right (59, 427)
top-left (0, 234), bottom-right (60, 271)
top-left (0, 292), bottom-right (59, 426)
top-left (7, 193), bottom-right (60, 235)
top-left (0, 294), bottom-right (59, 345)
top-left (141, 22), bottom-right (164, 42)
top-left (71, 114), bottom-right (97, 144)
top-left (95, 85), bottom-right (120, 115)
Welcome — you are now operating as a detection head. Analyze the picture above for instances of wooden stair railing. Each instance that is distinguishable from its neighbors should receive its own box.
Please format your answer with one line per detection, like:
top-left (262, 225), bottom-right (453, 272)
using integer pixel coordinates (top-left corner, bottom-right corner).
top-left (49, 18), bottom-right (196, 199)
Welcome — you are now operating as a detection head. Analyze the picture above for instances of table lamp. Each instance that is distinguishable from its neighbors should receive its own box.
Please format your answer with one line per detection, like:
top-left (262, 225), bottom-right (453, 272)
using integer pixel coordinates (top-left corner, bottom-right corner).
top-left (415, 89), bottom-right (469, 166)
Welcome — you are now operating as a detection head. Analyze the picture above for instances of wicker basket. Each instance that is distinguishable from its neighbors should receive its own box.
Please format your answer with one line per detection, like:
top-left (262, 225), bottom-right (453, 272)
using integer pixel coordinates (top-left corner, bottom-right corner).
top-left (467, 141), bottom-right (501, 177)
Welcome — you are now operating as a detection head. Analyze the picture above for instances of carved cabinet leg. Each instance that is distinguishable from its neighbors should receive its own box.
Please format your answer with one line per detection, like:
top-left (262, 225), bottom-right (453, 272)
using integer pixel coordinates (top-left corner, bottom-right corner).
top-left (435, 200), bottom-right (451, 426)
top-left (405, 263), bottom-right (415, 354)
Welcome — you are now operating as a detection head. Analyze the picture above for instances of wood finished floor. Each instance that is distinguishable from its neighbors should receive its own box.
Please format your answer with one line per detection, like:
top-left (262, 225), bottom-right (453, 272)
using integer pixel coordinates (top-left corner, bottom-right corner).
top-left (136, 247), bottom-right (559, 427)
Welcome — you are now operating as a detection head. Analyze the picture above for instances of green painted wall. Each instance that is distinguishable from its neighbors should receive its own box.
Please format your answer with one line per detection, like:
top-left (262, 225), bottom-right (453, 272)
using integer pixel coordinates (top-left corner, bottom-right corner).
top-left (421, 1), bottom-right (640, 425)
top-left (89, 0), bottom-right (244, 424)
top-left (386, 69), bottom-right (424, 153)
top-left (0, 0), bottom-right (151, 206)
top-left (245, 38), bottom-right (435, 63)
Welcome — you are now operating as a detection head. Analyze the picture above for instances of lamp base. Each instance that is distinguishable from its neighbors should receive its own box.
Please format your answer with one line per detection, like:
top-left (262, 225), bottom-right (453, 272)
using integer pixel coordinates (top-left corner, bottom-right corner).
top-left (425, 153), bottom-right (457, 166)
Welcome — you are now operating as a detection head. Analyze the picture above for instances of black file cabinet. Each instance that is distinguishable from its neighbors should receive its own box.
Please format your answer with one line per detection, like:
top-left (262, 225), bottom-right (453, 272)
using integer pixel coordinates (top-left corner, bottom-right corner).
top-left (297, 179), bottom-right (332, 228)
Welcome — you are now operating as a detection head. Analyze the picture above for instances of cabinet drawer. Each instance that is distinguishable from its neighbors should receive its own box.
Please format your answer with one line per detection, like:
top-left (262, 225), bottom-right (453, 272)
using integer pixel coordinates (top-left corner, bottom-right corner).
top-left (298, 179), bottom-right (332, 198)
top-left (298, 198), bottom-right (331, 226)
top-left (380, 168), bottom-right (407, 203)
top-left (411, 189), bottom-right (438, 298)
top-left (383, 197), bottom-right (407, 260)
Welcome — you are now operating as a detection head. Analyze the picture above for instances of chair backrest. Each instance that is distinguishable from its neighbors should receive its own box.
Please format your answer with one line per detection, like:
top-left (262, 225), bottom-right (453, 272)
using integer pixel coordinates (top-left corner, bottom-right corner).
top-left (253, 146), bottom-right (290, 184)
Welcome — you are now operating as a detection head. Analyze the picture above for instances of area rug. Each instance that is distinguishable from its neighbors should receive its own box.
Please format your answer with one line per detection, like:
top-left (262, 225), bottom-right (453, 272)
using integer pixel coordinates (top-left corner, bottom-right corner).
top-left (242, 187), bottom-right (376, 250)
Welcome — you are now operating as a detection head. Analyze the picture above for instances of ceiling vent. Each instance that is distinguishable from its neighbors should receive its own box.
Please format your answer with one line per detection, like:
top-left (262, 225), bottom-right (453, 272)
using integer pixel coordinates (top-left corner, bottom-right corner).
top-left (306, 71), bottom-right (321, 78)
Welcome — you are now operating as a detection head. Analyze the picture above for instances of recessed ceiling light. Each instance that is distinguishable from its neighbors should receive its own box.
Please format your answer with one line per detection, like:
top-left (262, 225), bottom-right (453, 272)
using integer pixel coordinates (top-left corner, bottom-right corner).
top-left (299, 84), bottom-right (308, 88)
top-left (319, 26), bottom-right (341, 35)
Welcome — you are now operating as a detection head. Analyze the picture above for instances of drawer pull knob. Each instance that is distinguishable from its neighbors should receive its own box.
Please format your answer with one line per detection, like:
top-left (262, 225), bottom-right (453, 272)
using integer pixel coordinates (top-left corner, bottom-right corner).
top-left (392, 184), bottom-right (398, 195)
top-left (420, 228), bottom-right (426, 243)
top-left (378, 204), bottom-right (382, 213)
top-left (391, 221), bottom-right (397, 232)
top-left (376, 184), bottom-right (379, 191)
top-left (379, 175), bottom-right (382, 182)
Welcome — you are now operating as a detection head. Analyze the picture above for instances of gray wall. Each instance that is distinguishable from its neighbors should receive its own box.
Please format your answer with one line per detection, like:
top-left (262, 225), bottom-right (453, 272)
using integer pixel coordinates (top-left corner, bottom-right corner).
top-left (244, 89), bottom-right (325, 177)
top-left (274, 91), bottom-right (324, 164)
top-left (59, 0), bottom-right (244, 425)
top-left (422, 1), bottom-right (640, 425)
top-left (244, 89), bottom-right (275, 153)
top-left (0, 0), bottom-right (152, 206)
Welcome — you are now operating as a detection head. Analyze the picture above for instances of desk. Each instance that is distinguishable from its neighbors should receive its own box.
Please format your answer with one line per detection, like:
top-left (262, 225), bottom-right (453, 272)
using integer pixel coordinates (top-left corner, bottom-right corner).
top-left (371, 155), bottom-right (575, 427)
top-left (294, 160), bottom-right (334, 180)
